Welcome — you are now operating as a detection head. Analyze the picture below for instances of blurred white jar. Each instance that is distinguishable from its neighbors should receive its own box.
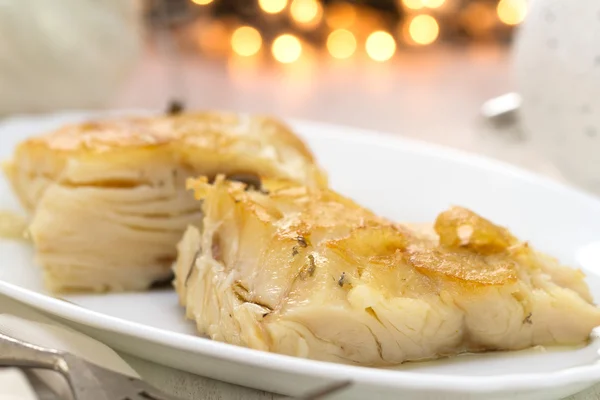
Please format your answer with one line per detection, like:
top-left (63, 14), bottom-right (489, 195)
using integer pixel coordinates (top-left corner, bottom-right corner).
top-left (514, 0), bottom-right (600, 194)
top-left (0, 0), bottom-right (144, 116)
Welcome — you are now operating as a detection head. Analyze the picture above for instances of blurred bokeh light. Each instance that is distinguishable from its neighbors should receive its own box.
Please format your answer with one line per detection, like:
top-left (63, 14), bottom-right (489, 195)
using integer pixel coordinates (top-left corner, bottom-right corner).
top-left (272, 33), bottom-right (303, 63)
top-left (327, 29), bottom-right (357, 59)
top-left (259, 0), bottom-right (288, 14)
top-left (231, 26), bottom-right (263, 57)
top-left (366, 31), bottom-right (396, 62)
top-left (496, 0), bottom-right (527, 25)
top-left (408, 15), bottom-right (439, 45)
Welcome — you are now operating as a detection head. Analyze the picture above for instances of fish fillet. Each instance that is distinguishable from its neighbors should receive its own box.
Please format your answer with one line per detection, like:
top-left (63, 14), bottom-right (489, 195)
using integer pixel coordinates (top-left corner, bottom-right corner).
top-left (3, 112), bottom-right (326, 292)
top-left (174, 176), bottom-right (600, 366)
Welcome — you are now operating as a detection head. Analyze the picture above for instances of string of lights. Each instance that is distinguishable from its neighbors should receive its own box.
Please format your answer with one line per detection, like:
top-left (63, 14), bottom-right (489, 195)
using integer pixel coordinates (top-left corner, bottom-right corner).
top-left (170, 0), bottom-right (527, 64)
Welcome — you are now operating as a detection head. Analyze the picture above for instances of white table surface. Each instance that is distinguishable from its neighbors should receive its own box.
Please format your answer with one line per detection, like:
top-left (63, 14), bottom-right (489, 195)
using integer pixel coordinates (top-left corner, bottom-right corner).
top-left (6, 44), bottom-right (600, 399)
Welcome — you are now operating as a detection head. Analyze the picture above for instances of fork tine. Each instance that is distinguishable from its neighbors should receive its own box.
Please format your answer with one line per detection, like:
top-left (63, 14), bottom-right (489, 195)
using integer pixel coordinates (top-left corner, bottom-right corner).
top-left (0, 329), bottom-right (183, 400)
top-left (65, 355), bottom-right (181, 400)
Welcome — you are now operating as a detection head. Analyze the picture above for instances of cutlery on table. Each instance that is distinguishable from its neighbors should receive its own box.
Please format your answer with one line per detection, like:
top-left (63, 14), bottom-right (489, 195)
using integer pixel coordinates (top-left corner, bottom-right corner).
top-left (0, 328), bottom-right (352, 400)
top-left (0, 329), bottom-right (181, 400)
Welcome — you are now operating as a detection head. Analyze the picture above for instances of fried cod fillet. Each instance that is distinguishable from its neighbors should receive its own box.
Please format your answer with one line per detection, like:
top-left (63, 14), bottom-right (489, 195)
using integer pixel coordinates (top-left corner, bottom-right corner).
top-left (174, 176), bottom-right (600, 366)
top-left (3, 112), bottom-right (326, 292)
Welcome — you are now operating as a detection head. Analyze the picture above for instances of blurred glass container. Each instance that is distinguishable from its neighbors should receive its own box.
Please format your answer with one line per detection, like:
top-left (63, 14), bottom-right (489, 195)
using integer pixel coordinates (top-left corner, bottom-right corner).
top-left (513, 0), bottom-right (600, 195)
top-left (0, 0), bottom-right (144, 116)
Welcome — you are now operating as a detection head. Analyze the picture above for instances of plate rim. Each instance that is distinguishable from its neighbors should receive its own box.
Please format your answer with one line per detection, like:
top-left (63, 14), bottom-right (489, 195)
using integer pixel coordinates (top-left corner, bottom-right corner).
top-left (1, 110), bottom-right (600, 394)
top-left (2, 279), bottom-right (599, 394)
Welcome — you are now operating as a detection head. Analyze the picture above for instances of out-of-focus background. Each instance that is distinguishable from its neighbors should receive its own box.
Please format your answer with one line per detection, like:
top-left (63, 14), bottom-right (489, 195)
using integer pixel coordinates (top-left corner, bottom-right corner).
top-left (129, 0), bottom-right (524, 152)
top-left (0, 0), bottom-right (580, 185)
top-left (0, 0), bottom-right (533, 167)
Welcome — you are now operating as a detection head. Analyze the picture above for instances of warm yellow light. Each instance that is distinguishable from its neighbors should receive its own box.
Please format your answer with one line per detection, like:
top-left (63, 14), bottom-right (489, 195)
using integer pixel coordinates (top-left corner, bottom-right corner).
top-left (325, 3), bottom-right (357, 29)
top-left (272, 34), bottom-right (302, 63)
top-left (497, 0), bottom-right (527, 25)
top-left (326, 29), bottom-right (357, 59)
top-left (198, 21), bottom-right (230, 57)
top-left (402, 0), bottom-right (424, 10)
top-left (231, 26), bottom-right (262, 57)
top-left (365, 31), bottom-right (396, 62)
top-left (423, 0), bottom-right (445, 8)
top-left (460, 3), bottom-right (496, 37)
top-left (259, 0), bottom-right (288, 14)
top-left (290, 0), bottom-right (323, 26)
top-left (408, 15), bottom-right (439, 45)
top-left (191, 0), bottom-right (213, 4)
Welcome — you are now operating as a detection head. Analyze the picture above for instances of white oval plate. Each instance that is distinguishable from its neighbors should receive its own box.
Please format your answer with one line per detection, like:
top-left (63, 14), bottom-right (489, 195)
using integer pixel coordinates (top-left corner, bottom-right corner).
top-left (1, 112), bottom-right (600, 400)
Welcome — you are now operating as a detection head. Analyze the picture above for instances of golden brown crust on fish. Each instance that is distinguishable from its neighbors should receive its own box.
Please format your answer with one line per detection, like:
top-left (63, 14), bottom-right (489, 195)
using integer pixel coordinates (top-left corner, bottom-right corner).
top-left (175, 177), bottom-right (600, 366)
top-left (434, 206), bottom-right (516, 255)
top-left (187, 177), bottom-right (518, 287)
top-left (24, 112), bottom-right (315, 159)
top-left (4, 112), bottom-right (326, 292)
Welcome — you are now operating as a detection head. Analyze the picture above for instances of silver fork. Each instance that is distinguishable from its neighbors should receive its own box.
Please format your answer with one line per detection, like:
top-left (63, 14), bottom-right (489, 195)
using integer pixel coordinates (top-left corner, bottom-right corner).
top-left (0, 330), bottom-right (181, 400)
top-left (0, 329), bottom-right (352, 400)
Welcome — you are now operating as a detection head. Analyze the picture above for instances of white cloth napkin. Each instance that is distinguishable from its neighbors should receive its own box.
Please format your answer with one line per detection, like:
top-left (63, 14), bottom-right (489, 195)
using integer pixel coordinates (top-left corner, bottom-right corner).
top-left (0, 294), bottom-right (139, 399)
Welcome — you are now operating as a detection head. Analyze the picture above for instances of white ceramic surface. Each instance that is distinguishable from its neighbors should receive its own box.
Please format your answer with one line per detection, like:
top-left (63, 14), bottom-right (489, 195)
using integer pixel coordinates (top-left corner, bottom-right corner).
top-left (2, 112), bottom-right (600, 400)
top-left (514, 0), bottom-right (600, 195)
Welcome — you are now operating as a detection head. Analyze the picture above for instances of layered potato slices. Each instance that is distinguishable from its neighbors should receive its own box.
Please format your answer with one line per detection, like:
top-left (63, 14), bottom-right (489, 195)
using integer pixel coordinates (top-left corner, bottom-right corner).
top-left (174, 176), bottom-right (600, 366)
top-left (3, 112), bottom-right (326, 292)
